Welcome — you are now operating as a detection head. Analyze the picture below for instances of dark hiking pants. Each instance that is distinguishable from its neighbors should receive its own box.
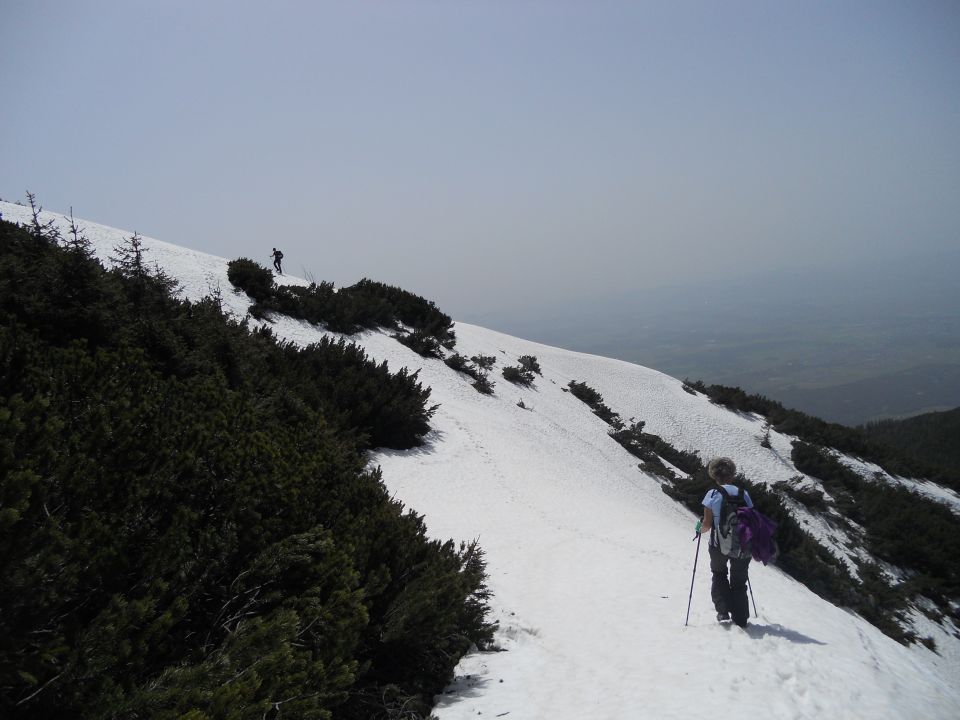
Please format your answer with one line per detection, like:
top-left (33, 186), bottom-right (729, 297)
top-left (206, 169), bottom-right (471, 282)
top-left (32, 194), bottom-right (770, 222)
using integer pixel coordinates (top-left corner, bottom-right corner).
top-left (709, 543), bottom-right (751, 626)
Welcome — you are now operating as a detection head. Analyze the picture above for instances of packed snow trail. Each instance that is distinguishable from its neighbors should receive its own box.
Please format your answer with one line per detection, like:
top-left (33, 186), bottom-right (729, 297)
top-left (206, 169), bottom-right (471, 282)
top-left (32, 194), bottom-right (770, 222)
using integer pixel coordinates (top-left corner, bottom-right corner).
top-left (3, 201), bottom-right (958, 719)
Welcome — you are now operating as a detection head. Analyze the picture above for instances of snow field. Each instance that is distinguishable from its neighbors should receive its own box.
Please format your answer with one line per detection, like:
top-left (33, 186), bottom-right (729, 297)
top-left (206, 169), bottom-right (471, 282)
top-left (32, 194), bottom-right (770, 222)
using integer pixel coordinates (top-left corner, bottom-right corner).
top-left (367, 323), bottom-right (958, 719)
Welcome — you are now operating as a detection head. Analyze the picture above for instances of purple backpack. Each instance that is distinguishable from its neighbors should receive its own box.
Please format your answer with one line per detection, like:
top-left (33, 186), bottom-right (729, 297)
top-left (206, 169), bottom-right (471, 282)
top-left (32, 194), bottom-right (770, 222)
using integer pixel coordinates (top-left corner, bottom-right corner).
top-left (737, 507), bottom-right (779, 564)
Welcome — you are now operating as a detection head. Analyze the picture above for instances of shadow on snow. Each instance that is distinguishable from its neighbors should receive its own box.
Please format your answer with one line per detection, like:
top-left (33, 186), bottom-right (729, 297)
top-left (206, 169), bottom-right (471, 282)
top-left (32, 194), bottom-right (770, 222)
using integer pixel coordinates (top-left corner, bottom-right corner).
top-left (745, 622), bottom-right (827, 645)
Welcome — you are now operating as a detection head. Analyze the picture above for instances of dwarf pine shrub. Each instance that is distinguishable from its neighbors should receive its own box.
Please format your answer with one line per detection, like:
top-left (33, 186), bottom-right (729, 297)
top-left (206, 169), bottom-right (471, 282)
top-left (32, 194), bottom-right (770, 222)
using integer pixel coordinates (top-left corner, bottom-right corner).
top-left (502, 365), bottom-right (535, 386)
top-left (227, 257), bottom-right (274, 302)
top-left (472, 372), bottom-right (495, 395)
top-left (226, 261), bottom-right (458, 351)
top-left (472, 354), bottom-right (496, 370)
top-left (445, 352), bottom-right (471, 373)
top-left (396, 329), bottom-right (443, 358)
top-left (568, 380), bottom-right (620, 427)
top-left (518, 355), bottom-right (541, 375)
top-left (0, 216), bottom-right (492, 719)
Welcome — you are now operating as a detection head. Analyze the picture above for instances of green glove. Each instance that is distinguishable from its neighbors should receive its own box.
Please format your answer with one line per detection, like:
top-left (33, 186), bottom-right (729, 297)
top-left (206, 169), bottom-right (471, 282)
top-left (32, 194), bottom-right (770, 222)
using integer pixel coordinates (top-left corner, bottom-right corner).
top-left (695, 519), bottom-right (702, 533)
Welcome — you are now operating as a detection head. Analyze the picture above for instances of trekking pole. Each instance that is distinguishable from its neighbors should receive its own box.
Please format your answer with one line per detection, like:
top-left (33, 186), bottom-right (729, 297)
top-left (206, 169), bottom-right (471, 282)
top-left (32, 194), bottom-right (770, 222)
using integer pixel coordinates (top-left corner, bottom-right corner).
top-left (747, 577), bottom-right (758, 618)
top-left (684, 531), bottom-right (702, 626)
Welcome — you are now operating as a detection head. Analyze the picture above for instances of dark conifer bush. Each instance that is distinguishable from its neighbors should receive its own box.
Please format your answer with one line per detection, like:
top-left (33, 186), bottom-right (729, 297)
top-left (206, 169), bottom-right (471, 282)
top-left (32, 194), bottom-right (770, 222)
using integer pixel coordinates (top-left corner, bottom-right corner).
top-left (471, 354), bottom-right (496, 370)
top-left (567, 380), bottom-right (621, 427)
top-left (502, 364), bottom-right (535, 386)
top-left (0, 217), bottom-right (493, 718)
top-left (226, 262), bottom-right (457, 353)
top-left (790, 440), bottom-right (960, 606)
top-left (226, 256), bottom-right (274, 302)
top-left (444, 353), bottom-right (495, 394)
top-left (395, 329), bottom-right (443, 359)
top-left (609, 419), bottom-right (652, 458)
top-left (518, 355), bottom-right (541, 375)
top-left (472, 372), bottom-right (495, 396)
top-left (772, 477), bottom-right (828, 512)
top-left (568, 380), bottom-right (603, 405)
top-left (609, 421), bottom-right (702, 476)
top-left (791, 441), bottom-right (864, 522)
top-left (347, 278), bottom-right (456, 348)
top-left (445, 352), bottom-right (470, 373)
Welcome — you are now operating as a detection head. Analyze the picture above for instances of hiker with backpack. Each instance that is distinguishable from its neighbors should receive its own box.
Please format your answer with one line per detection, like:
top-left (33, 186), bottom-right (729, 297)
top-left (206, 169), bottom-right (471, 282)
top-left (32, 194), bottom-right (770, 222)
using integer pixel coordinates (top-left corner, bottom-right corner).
top-left (271, 247), bottom-right (284, 274)
top-left (695, 457), bottom-right (754, 627)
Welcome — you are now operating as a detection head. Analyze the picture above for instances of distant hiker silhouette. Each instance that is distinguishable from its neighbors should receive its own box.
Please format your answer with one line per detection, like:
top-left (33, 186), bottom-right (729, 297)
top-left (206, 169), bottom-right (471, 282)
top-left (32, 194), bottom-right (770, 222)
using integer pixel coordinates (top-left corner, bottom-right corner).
top-left (271, 247), bottom-right (284, 274)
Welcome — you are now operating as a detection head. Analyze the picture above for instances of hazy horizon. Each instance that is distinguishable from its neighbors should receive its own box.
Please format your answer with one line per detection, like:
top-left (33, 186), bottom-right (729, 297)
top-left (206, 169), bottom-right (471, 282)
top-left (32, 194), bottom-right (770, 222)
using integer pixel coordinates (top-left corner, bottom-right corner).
top-left (3, 1), bottom-right (958, 322)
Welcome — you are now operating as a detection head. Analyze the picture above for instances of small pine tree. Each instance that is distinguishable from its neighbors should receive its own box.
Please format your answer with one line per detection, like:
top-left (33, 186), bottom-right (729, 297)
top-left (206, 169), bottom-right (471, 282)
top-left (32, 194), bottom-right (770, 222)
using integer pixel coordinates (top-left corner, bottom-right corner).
top-left (471, 354), bottom-right (496, 370)
top-left (568, 380), bottom-right (620, 427)
top-left (26, 191), bottom-right (61, 243)
top-left (472, 372), bottom-right (494, 395)
top-left (64, 207), bottom-right (93, 258)
top-left (518, 355), bottom-right (541, 375)
top-left (502, 365), bottom-right (535, 386)
top-left (207, 281), bottom-right (225, 315)
top-left (395, 330), bottom-right (443, 359)
top-left (111, 231), bottom-right (149, 280)
top-left (444, 353), bottom-right (470, 374)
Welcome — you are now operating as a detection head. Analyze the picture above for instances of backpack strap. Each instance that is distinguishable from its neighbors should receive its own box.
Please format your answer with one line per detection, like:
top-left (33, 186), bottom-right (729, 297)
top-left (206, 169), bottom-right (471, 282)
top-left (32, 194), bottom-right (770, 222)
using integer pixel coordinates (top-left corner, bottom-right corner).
top-left (715, 485), bottom-right (743, 542)
top-left (717, 485), bottom-right (742, 504)
top-left (709, 487), bottom-right (726, 546)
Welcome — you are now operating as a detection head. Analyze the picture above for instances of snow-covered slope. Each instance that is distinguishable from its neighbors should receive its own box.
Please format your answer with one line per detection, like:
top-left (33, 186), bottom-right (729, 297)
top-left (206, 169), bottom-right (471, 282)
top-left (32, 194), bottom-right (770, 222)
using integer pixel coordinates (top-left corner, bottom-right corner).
top-left (4, 200), bottom-right (958, 719)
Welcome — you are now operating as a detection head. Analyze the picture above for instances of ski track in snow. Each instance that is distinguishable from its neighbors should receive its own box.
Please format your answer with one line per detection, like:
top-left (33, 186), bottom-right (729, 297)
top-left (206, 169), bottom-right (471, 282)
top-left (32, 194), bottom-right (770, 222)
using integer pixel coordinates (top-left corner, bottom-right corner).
top-left (3, 201), bottom-right (959, 720)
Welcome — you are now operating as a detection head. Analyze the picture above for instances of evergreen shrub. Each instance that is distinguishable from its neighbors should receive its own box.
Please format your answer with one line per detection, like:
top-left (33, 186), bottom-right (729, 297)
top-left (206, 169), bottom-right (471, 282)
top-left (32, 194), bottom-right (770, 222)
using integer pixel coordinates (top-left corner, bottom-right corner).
top-left (471, 354), bottom-right (496, 370)
top-left (502, 365), bottom-right (534, 386)
top-left (226, 262), bottom-right (457, 350)
top-left (518, 355), bottom-right (541, 375)
top-left (791, 440), bottom-right (960, 606)
top-left (772, 477), bottom-right (828, 512)
top-left (0, 217), bottom-right (493, 718)
top-left (472, 373), bottom-right (495, 395)
top-left (395, 329), bottom-right (443, 359)
top-left (227, 257), bottom-right (274, 302)
top-left (567, 380), bottom-right (620, 427)
top-left (444, 353), bottom-right (495, 395)
top-left (444, 352), bottom-right (470, 374)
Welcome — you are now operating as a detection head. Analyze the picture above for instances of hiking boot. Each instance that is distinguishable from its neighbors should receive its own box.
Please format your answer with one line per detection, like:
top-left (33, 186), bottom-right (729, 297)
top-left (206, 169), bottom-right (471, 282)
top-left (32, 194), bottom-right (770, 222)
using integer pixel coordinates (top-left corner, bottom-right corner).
top-left (717, 611), bottom-right (730, 623)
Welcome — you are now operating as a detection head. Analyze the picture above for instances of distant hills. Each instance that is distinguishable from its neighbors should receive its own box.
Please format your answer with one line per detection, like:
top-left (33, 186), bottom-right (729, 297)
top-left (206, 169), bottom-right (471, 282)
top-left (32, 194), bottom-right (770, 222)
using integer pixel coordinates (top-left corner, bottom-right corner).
top-left (469, 251), bottom-right (960, 427)
top-left (774, 364), bottom-right (960, 426)
top-left (860, 407), bottom-right (960, 471)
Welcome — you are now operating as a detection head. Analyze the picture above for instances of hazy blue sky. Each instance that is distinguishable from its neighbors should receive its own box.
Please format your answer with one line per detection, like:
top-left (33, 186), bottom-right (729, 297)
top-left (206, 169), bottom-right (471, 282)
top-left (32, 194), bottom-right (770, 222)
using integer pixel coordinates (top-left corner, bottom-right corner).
top-left (2, 1), bottom-right (958, 321)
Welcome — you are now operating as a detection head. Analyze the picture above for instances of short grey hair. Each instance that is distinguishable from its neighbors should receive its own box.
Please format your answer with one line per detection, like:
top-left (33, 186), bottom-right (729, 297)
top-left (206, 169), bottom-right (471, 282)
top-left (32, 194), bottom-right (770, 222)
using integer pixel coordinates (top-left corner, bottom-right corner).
top-left (708, 457), bottom-right (737, 482)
